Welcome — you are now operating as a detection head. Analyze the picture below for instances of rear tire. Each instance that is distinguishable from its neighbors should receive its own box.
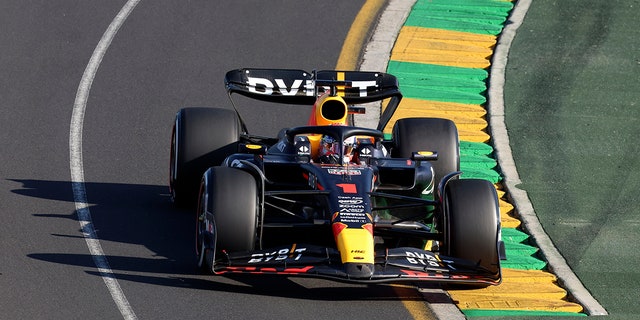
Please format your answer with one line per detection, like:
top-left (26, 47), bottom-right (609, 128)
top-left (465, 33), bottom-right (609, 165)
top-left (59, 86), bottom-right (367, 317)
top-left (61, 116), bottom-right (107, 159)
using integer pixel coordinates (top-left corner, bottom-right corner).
top-left (443, 179), bottom-right (500, 279)
top-left (170, 107), bottom-right (241, 207)
top-left (196, 167), bottom-right (258, 273)
top-left (392, 118), bottom-right (459, 187)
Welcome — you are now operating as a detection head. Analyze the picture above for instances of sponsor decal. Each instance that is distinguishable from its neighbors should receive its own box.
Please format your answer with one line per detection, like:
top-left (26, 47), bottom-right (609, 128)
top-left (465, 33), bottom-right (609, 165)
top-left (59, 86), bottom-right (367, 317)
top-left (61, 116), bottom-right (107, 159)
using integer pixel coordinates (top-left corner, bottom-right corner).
top-left (248, 246), bottom-right (307, 264)
top-left (246, 76), bottom-right (377, 97)
top-left (405, 251), bottom-right (440, 268)
top-left (274, 141), bottom-right (287, 152)
top-left (339, 204), bottom-right (365, 213)
top-left (339, 204), bottom-right (364, 209)
top-left (298, 145), bottom-right (310, 154)
top-left (338, 211), bottom-right (368, 223)
top-left (328, 168), bottom-right (361, 175)
top-left (336, 196), bottom-right (368, 222)
top-left (336, 183), bottom-right (357, 194)
top-left (247, 77), bottom-right (312, 96)
top-left (338, 198), bottom-right (363, 205)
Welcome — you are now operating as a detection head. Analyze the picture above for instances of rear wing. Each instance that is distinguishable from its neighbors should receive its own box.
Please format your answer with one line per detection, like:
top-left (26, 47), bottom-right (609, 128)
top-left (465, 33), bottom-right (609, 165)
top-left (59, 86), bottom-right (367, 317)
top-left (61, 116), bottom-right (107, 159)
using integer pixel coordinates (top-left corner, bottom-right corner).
top-left (225, 69), bottom-right (403, 131)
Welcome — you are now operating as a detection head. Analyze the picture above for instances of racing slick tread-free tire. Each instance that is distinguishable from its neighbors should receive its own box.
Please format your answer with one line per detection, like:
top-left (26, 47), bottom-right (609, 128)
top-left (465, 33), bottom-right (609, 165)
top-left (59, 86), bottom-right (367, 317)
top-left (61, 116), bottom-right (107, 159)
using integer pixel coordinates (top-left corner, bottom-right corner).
top-left (392, 118), bottom-right (460, 187)
top-left (197, 166), bottom-right (258, 273)
top-left (170, 107), bottom-right (241, 207)
top-left (443, 179), bottom-right (500, 279)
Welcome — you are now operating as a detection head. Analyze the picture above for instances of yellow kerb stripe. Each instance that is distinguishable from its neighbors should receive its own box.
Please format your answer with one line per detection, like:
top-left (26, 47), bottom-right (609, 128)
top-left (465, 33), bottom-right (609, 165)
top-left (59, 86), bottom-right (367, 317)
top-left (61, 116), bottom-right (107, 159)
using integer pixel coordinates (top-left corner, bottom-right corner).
top-left (382, 98), bottom-right (491, 142)
top-left (448, 269), bottom-right (584, 312)
top-left (391, 26), bottom-right (498, 69)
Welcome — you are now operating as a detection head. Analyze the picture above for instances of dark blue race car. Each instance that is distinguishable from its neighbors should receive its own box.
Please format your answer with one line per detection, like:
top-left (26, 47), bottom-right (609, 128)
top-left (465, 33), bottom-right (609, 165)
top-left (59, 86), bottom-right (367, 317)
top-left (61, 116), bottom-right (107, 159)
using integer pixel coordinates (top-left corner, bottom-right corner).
top-left (169, 68), bottom-right (504, 285)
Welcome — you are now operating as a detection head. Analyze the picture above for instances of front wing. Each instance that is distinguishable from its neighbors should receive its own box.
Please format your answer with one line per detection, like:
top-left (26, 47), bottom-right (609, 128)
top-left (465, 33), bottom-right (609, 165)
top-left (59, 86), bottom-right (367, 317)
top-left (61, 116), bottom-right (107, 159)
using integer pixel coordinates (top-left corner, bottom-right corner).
top-left (212, 244), bottom-right (501, 285)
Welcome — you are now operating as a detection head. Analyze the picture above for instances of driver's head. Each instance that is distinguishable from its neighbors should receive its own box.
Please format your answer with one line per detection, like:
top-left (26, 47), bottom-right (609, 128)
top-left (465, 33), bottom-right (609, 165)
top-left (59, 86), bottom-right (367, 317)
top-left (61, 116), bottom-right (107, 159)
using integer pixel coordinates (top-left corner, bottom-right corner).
top-left (318, 135), bottom-right (339, 163)
top-left (343, 136), bottom-right (357, 163)
top-left (317, 135), bottom-right (357, 164)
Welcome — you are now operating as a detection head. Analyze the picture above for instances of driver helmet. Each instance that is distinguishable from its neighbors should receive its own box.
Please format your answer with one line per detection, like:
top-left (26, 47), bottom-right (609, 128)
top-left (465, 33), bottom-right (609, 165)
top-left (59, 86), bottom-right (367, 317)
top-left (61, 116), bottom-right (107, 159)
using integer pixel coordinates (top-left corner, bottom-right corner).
top-left (343, 136), bottom-right (357, 163)
top-left (318, 135), bottom-right (357, 164)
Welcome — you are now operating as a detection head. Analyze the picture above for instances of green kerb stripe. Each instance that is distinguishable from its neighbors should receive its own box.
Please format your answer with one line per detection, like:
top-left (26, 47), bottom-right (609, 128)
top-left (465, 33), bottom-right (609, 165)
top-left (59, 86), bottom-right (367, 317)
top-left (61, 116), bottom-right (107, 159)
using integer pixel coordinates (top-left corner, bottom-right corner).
top-left (388, 61), bottom-right (488, 105)
top-left (405, 0), bottom-right (514, 35)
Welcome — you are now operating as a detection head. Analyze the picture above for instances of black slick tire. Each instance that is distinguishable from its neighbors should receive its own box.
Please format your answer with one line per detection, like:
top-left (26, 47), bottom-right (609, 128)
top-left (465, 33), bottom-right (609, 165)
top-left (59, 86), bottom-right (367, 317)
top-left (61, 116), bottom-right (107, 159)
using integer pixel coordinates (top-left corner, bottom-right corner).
top-left (170, 107), bottom-right (241, 207)
top-left (392, 118), bottom-right (460, 187)
top-left (443, 179), bottom-right (500, 280)
top-left (196, 167), bottom-right (258, 273)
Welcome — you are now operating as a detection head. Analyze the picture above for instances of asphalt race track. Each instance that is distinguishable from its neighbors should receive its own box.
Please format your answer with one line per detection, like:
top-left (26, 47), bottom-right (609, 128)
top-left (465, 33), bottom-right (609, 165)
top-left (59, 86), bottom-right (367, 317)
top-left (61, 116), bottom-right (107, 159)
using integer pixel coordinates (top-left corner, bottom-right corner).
top-left (5, 1), bottom-right (637, 319)
top-left (0, 2), bottom-right (433, 319)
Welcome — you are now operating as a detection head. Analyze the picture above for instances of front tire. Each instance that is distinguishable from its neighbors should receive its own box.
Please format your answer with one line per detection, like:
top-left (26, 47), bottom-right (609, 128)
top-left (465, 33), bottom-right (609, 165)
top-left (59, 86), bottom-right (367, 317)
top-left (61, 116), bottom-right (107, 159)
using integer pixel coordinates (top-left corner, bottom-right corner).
top-left (443, 179), bottom-right (500, 280)
top-left (196, 167), bottom-right (258, 273)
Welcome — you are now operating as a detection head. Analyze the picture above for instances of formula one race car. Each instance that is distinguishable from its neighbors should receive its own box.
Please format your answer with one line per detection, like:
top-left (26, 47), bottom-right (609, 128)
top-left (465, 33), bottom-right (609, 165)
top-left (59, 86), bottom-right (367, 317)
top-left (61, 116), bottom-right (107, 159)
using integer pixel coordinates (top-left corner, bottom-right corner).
top-left (170, 69), bottom-right (503, 285)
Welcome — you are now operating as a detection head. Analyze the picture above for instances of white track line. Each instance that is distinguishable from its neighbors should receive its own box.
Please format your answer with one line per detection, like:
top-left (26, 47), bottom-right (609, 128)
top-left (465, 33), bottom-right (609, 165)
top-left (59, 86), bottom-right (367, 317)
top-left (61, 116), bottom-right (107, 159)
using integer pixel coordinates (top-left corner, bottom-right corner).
top-left (488, 0), bottom-right (608, 316)
top-left (70, 1), bottom-right (141, 319)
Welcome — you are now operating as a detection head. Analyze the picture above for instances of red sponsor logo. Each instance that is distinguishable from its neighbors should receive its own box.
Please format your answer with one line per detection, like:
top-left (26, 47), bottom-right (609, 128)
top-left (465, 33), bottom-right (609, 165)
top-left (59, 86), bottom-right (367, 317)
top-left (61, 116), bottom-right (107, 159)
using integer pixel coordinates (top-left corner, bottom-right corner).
top-left (336, 183), bottom-right (357, 193)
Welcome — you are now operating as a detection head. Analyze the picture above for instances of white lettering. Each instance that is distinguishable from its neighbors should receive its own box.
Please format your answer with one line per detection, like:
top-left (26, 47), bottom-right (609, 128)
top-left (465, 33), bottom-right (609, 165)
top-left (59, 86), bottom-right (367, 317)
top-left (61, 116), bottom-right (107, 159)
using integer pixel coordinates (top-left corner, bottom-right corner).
top-left (338, 199), bottom-right (363, 204)
top-left (351, 80), bottom-right (377, 97)
top-left (248, 247), bottom-right (308, 263)
top-left (305, 80), bottom-right (316, 96)
top-left (247, 77), bottom-right (316, 96)
top-left (247, 77), bottom-right (274, 95)
top-left (246, 77), bottom-right (377, 97)
top-left (405, 251), bottom-right (440, 267)
top-left (275, 79), bottom-right (303, 96)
